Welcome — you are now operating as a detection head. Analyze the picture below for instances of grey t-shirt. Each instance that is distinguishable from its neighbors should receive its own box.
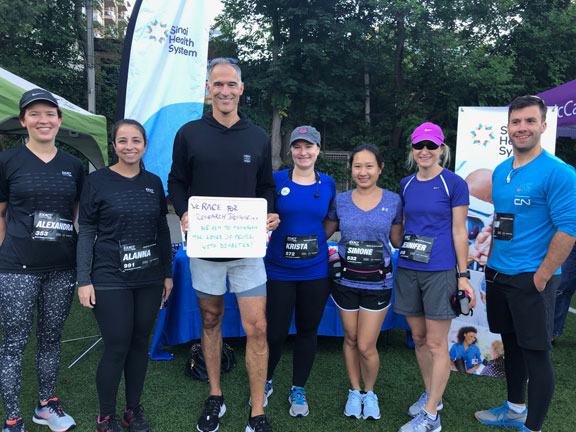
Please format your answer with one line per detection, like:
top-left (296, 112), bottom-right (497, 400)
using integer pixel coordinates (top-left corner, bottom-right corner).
top-left (327, 189), bottom-right (402, 290)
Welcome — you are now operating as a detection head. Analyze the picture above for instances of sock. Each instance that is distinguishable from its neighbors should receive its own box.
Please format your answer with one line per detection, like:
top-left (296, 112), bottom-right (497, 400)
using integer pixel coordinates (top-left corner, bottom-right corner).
top-left (507, 401), bottom-right (527, 413)
top-left (424, 409), bottom-right (437, 421)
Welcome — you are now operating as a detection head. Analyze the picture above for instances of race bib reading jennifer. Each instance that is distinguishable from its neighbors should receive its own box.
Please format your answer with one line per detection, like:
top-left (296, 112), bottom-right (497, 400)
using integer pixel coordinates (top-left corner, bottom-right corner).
top-left (32, 211), bottom-right (74, 241)
top-left (399, 234), bottom-right (434, 263)
top-left (120, 241), bottom-right (160, 272)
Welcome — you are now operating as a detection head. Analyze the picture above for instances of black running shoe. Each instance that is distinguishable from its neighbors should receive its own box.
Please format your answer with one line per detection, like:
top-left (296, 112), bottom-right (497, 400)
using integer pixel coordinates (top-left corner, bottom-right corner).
top-left (95, 414), bottom-right (123, 432)
top-left (122, 405), bottom-right (150, 432)
top-left (196, 396), bottom-right (226, 432)
top-left (245, 414), bottom-right (272, 432)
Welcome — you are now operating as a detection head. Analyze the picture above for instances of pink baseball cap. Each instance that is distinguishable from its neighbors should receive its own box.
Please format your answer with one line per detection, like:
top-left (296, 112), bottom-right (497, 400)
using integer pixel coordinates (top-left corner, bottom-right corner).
top-left (411, 122), bottom-right (444, 146)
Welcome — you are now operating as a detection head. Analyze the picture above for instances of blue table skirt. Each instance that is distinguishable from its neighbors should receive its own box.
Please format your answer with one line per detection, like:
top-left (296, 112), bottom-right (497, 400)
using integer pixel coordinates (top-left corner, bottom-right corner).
top-left (150, 247), bottom-right (409, 360)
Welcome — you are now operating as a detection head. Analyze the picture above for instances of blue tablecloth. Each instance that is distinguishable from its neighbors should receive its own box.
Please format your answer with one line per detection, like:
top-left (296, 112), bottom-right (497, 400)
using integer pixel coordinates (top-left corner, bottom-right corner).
top-left (150, 247), bottom-right (409, 360)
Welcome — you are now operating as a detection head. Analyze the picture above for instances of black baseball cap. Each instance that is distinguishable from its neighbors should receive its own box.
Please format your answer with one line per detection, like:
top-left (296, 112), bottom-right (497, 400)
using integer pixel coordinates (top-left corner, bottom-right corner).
top-left (19, 88), bottom-right (59, 109)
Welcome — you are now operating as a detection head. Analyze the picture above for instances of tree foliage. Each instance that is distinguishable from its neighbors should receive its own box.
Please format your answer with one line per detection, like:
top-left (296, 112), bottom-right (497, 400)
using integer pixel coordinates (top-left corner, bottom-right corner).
top-left (217, 0), bottom-right (576, 179)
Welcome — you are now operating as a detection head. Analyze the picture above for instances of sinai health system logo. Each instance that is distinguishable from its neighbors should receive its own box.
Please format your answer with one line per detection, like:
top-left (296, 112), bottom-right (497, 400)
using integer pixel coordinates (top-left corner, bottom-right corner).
top-left (470, 124), bottom-right (495, 147)
top-left (147, 20), bottom-right (168, 43)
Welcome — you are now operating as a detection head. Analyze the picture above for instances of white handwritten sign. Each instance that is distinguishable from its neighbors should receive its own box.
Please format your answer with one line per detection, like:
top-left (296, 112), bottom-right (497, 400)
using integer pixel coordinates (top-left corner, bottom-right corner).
top-left (186, 196), bottom-right (268, 258)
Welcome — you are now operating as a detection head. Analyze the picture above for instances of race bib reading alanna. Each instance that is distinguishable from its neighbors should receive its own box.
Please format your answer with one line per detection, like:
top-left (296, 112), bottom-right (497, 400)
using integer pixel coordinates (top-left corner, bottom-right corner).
top-left (119, 241), bottom-right (160, 272)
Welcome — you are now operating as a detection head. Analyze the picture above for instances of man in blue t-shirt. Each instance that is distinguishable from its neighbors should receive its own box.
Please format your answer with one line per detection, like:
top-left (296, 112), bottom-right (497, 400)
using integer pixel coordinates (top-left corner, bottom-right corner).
top-left (475, 96), bottom-right (576, 432)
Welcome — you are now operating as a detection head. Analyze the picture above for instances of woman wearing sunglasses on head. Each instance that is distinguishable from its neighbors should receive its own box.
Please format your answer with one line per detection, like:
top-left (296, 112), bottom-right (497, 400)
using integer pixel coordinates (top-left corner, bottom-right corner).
top-left (263, 126), bottom-right (336, 418)
top-left (394, 122), bottom-right (475, 432)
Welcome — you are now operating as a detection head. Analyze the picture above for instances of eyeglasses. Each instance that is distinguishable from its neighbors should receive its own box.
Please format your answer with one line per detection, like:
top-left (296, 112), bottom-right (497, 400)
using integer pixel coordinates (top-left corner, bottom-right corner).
top-left (412, 141), bottom-right (441, 150)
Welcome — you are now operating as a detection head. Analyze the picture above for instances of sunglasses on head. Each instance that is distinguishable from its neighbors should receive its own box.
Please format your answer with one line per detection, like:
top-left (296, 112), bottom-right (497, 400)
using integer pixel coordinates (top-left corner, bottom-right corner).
top-left (412, 141), bottom-right (440, 150)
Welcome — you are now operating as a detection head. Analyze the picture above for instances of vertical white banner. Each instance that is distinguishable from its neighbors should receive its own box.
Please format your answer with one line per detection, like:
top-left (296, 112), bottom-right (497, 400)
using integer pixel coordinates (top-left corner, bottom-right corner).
top-left (448, 106), bottom-right (558, 377)
top-left (120, 0), bottom-right (210, 191)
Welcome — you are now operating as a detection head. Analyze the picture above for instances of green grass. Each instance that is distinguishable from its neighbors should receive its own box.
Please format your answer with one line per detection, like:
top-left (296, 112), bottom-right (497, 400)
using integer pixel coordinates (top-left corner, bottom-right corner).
top-left (7, 299), bottom-right (576, 431)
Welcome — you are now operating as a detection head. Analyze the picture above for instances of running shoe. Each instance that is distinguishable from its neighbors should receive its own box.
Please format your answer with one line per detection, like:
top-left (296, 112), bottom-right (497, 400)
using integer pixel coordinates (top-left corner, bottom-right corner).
top-left (95, 414), bottom-right (123, 432)
top-left (197, 396), bottom-right (226, 432)
top-left (245, 414), bottom-right (272, 432)
top-left (288, 386), bottom-right (309, 418)
top-left (344, 389), bottom-right (362, 419)
top-left (362, 391), bottom-right (381, 420)
top-left (249, 380), bottom-right (273, 408)
top-left (408, 391), bottom-right (444, 417)
top-left (122, 405), bottom-right (150, 432)
top-left (474, 401), bottom-right (527, 428)
top-left (398, 410), bottom-right (441, 432)
top-left (2, 418), bottom-right (26, 432)
top-left (32, 398), bottom-right (76, 431)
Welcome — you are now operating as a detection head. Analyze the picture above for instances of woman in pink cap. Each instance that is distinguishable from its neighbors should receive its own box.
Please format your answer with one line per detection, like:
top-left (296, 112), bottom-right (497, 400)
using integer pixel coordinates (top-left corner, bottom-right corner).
top-left (393, 122), bottom-right (475, 432)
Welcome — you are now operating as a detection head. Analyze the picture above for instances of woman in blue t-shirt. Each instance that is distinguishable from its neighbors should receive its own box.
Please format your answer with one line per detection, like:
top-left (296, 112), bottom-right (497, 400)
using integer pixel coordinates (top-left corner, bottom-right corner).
top-left (449, 326), bottom-right (482, 373)
top-left (264, 126), bottom-right (336, 418)
top-left (324, 144), bottom-right (403, 421)
top-left (394, 122), bottom-right (476, 432)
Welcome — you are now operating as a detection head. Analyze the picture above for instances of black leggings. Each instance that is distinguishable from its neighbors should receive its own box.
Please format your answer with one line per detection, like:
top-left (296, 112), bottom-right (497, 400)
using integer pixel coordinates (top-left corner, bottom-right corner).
top-left (92, 286), bottom-right (163, 416)
top-left (502, 332), bottom-right (555, 431)
top-left (266, 278), bottom-right (331, 387)
top-left (0, 270), bottom-right (75, 420)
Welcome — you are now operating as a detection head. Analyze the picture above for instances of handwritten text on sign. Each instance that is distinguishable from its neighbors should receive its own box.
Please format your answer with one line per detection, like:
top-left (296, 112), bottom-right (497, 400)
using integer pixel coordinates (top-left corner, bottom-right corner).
top-left (186, 196), bottom-right (268, 258)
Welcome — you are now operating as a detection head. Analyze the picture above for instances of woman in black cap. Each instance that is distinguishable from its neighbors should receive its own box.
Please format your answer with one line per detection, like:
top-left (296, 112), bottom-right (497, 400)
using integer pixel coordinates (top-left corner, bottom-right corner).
top-left (263, 125), bottom-right (336, 417)
top-left (0, 89), bottom-right (83, 432)
top-left (77, 119), bottom-right (172, 432)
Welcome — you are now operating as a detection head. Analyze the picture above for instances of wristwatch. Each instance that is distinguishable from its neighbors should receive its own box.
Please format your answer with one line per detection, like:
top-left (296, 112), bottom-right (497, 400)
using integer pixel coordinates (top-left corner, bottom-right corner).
top-left (457, 271), bottom-right (470, 279)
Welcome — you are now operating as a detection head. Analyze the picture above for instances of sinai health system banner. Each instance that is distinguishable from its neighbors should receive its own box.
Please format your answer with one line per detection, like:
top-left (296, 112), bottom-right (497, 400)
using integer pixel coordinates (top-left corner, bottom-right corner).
top-left (116, 0), bottom-right (210, 191)
top-left (448, 106), bottom-right (558, 377)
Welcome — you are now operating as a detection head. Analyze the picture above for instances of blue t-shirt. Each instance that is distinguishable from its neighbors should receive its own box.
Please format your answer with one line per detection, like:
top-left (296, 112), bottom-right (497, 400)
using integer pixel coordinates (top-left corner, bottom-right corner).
top-left (449, 342), bottom-right (482, 370)
top-left (489, 150), bottom-right (576, 275)
top-left (327, 189), bottom-right (403, 290)
top-left (265, 170), bottom-right (336, 280)
top-left (398, 168), bottom-right (470, 271)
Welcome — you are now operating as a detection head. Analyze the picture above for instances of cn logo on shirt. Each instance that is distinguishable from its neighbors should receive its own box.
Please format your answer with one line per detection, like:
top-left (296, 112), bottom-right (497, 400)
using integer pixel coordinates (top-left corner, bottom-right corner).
top-left (243, 154), bottom-right (251, 163)
top-left (514, 196), bottom-right (531, 206)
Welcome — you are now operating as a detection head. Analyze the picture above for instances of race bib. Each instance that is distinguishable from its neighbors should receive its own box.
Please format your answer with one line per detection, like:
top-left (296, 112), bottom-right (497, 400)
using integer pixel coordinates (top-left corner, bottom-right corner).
top-left (119, 241), bottom-right (160, 272)
top-left (493, 213), bottom-right (514, 241)
top-left (345, 240), bottom-right (384, 266)
top-left (284, 235), bottom-right (319, 259)
top-left (399, 234), bottom-right (434, 263)
top-left (32, 211), bottom-right (74, 241)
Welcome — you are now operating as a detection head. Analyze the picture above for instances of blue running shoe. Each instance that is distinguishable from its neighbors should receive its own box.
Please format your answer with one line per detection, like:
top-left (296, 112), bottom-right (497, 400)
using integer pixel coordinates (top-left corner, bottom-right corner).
top-left (344, 390), bottom-right (362, 419)
top-left (33, 398), bottom-right (76, 431)
top-left (474, 401), bottom-right (527, 428)
top-left (408, 391), bottom-right (443, 417)
top-left (249, 380), bottom-right (273, 408)
top-left (398, 410), bottom-right (441, 432)
top-left (288, 386), bottom-right (309, 418)
top-left (362, 391), bottom-right (380, 420)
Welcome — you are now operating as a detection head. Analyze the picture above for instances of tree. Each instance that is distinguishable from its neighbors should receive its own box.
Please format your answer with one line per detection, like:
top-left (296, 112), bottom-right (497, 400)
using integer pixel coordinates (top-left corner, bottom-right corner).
top-left (0, 0), bottom-right (86, 106)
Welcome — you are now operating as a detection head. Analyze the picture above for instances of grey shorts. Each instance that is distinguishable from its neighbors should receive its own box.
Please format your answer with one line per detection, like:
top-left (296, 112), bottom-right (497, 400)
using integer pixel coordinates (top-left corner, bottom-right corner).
top-left (393, 267), bottom-right (457, 320)
top-left (190, 257), bottom-right (267, 298)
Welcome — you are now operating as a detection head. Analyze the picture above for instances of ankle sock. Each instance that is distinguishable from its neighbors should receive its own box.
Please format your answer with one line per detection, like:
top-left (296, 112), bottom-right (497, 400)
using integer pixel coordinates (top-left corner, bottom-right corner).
top-left (507, 401), bottom-right (527, 413)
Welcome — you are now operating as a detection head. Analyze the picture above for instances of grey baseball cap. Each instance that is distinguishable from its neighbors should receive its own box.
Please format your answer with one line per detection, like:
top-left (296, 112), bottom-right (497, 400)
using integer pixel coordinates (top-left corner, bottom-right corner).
top-left (290, 125), bottom-right (321, 146)
top-left (19, 88), bottom-right (59, 109)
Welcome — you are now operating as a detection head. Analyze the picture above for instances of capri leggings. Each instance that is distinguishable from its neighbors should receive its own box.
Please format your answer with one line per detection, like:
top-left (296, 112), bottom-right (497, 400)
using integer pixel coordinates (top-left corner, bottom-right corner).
top-left (0, 270), bottom-right (75, 420)
top-left (92, 285), bottom-right (163, 416)
top-left (266, 278), bottom-right (331, 386)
